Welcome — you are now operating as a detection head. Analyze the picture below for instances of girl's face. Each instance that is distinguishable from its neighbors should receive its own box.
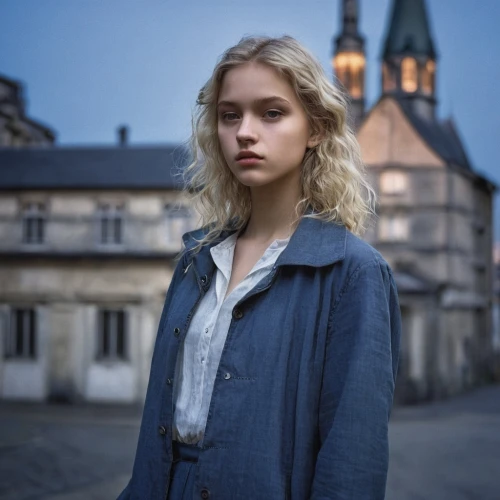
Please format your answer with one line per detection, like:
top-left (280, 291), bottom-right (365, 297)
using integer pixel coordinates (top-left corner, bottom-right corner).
top-left (217, 61), bottom-right (317, 189)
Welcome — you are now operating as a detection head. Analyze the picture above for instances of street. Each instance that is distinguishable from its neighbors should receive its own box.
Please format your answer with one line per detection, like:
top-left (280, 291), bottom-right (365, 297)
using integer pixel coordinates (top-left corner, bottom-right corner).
top-left (1, 385), bottom-right (499, 500)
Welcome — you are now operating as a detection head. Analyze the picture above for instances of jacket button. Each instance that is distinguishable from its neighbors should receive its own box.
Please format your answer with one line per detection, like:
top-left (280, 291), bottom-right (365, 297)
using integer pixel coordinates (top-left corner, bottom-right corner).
top-left (200, 275), bottom-right (207, 284)
top-left (232, 308), bottom-right (243, 319)
top-left (200, 489), bottom-right (210, 499)
top-left (158, 426), bottom-right (166, 436)
top-left (224, 373), bottom-right (231, 380)
top-left (174, 327), bottom-right (180, 337)
top-left (166, 378), bottom-right (172, 385)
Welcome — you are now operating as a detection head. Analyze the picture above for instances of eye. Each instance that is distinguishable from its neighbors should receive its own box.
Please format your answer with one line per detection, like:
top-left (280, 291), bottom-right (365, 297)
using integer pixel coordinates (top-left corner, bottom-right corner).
top-left (264, 109), bottom-right (283, 119)
top-left (221, 112), bottom-right (239, 121)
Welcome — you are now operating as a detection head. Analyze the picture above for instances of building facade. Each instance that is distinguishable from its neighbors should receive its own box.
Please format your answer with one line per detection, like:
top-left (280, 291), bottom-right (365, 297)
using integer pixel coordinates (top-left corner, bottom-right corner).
top-left (0, 0), bottom-right (496, 405)
top-left (334, 0), bottom-right (496, 402)
top-left (0, 146), bottom-right (197, 403)
top-left (493, 244), bottom-right (500, 379)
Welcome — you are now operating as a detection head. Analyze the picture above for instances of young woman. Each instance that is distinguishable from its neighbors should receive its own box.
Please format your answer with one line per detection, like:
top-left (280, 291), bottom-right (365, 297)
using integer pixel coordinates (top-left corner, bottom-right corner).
top-left (118, 35), bottom-right (401, 500)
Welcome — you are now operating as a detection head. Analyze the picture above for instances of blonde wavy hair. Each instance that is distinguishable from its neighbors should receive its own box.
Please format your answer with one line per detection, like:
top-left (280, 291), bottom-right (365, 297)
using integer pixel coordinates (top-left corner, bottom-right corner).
top-left (184, 35), bottom-right (375, 250)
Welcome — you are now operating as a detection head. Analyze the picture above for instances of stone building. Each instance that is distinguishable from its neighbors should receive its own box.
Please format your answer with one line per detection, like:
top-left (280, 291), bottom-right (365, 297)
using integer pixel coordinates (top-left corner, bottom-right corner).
top-left (0, 74), bottom-right (55, 147)
top-left (334, 0), bottom-right (497, 402)
top-left (0, 0), bottom-right (496, 405)
top-left (0, 143), bottom-right (196, 402)
top-left (493, 244), bottom-right (500, 379)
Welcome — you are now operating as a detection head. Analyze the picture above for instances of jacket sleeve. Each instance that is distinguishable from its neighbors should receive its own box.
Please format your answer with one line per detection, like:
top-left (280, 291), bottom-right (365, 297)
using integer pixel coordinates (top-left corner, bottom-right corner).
top-left (310, 259), bottom-right (401, 500)
top-left (115, 252), bottom-right (188, 500)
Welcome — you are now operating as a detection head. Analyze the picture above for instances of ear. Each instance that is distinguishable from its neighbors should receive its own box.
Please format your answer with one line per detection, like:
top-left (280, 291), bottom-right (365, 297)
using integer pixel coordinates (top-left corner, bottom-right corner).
top-left (306, 123), bottom-right (324, 149)
top-left (307, 132), bottom-right (323, 149)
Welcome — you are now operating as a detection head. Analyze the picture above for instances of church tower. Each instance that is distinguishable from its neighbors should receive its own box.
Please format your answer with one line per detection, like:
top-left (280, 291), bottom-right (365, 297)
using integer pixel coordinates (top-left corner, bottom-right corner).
top-left (332, 0), bottom-right (366, 128)
top-left (382, 0), bottom-right (438, 121)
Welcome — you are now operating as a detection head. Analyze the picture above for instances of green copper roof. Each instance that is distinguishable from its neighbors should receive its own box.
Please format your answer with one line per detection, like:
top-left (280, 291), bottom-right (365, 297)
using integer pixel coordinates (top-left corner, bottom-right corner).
top-left (382, 0), bottom-right (437, 58)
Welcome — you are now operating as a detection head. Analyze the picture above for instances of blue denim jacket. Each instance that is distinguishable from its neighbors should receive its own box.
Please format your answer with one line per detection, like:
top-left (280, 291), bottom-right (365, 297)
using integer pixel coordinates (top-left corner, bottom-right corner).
top-left (118, 216), bottom-right (401, 500)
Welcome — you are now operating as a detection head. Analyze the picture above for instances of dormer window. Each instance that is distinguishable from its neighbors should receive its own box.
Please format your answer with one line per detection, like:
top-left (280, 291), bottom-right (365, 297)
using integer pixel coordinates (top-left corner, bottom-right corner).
top-left (421, 60), bottom-right (436, 95)
top-left (22, 202), bottom-right (45, 245)
top-left (99, 203), bottom-right (123, 245)
top-left (401, 57), bottom-right (418, 93)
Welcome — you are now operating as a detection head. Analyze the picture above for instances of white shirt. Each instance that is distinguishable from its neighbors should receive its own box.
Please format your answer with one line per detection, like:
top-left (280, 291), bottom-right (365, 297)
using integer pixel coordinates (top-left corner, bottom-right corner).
top-left (172, 231), bottom-right (290, 445)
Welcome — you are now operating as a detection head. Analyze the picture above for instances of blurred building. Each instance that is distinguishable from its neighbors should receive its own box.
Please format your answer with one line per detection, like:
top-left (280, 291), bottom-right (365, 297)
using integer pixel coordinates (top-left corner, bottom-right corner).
top-left (0, 135), bottom-right (197, 402)
top-left (493, 244), bottom-right (500, 379)
top-left (334, 0), bottom-right (497, 402)
top-left (0, 74), bottom-right (55, 147)
top-left (0, 0), bottom-right (497, 405)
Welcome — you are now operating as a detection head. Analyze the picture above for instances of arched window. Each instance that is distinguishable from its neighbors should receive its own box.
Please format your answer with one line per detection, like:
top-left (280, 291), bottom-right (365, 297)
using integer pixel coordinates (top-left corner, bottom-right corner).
top-left (401, 57), bottom-right (418, 93)
top-left (421, 60), bottom-right (436, 95)
top-left (334, 52), bottom-right (365, 98)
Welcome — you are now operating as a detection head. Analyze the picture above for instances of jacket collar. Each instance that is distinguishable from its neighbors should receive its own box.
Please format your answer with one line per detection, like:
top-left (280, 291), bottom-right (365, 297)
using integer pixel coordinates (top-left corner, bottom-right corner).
top-left (182, 214), bottom-right (347, 273)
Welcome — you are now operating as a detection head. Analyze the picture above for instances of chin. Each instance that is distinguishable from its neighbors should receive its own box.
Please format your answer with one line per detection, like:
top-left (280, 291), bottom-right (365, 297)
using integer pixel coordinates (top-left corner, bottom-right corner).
top-left (233, 172), bottom-right (275, 188)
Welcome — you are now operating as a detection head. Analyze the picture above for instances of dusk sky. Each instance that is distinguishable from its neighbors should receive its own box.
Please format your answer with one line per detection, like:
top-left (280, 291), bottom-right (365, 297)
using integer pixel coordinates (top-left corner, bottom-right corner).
top-left (1, 0), bottom-right (498, 239)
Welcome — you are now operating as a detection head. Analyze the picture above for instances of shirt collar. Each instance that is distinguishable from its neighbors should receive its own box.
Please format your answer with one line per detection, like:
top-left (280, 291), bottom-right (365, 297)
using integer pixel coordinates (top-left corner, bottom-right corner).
top-left (210, 231), bottom-right (290, 281)
top-left (182, 214), bottom-right (347, 271)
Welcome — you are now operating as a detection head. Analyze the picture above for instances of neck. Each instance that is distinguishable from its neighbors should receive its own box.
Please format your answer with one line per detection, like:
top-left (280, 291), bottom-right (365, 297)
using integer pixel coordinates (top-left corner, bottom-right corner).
top-left (241, 172), bottom-right (302, 243)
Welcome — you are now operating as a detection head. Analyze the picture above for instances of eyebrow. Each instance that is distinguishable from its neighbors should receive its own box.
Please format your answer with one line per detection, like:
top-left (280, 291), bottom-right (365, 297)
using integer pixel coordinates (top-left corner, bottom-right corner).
top-left (216, 96), bottom-right (291, 109)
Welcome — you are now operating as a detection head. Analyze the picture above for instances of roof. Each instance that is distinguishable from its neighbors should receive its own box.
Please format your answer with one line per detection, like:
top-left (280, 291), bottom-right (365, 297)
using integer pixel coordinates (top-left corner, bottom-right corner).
top-left (0, 73), bottom-right (57, 141)
top-left (382, 0), bottom-right (437, 59)
top-left (0, 145), bottom-right (189, 190)
top-left (396, 97), bottom-right (472, 170)
top-left (0, 74), bottom-right (22, 91)
top-left (360, 94), bottom-right (496, 190)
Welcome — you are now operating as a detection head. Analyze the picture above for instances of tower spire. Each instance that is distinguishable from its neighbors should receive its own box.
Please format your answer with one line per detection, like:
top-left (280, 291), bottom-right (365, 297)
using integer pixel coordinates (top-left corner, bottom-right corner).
top-left (381, 0), bottom-right (438, 120)
top-left (333, 0), bottom-right (366, 129)
top-left (341, 0), bottom-right (359, 38)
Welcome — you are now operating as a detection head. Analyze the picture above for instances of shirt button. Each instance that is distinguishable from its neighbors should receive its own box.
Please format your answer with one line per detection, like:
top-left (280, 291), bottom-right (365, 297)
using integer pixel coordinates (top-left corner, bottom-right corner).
top-left (205, 328), bottom-right (209, 333)
top-left (174, 327), bottom-right (180, 337)
top-left (200, 488), bottom-right (210, 499)
top-left (224, 373), bottom-right (231, 380)
top-left (232, 308), bottom-right (243, 319)
top-left (158, 426), bottom-right (166, 435)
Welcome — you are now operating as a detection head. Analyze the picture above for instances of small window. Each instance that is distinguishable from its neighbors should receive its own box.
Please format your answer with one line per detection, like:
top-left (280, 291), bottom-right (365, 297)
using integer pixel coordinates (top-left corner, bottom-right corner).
top-left (383, 63), bottom-right (396, 92)
top-left (401, 57), bottom-right (418, 93)
top-left (334, 52), bottom-right (365, 99)
top-left (421, 60), bottom-right (436, 95)
top-left (380, 171), bottom-right (408, 195)
top-left (5, 308), bottom-right (37, 359)
top-left (165, 204), bottom-right (192, 246)
top-left (22, 202), bottom-right (45, 244)
top-left (96, 309), bottom-right (127, 361)
top-left (99, 203), bottom-right (123, 245)
top-left (379, 215), bottom-right (409, 242)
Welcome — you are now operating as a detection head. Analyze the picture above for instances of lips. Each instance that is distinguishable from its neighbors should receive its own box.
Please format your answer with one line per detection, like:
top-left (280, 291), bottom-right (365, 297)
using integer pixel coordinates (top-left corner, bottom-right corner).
top-left (235, 151), bottom-right (263, 161)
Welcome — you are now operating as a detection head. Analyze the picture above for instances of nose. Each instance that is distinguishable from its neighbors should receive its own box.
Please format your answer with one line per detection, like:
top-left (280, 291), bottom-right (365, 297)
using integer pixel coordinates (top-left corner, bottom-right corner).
top-left (236, 115), bottom-right (258, 144)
